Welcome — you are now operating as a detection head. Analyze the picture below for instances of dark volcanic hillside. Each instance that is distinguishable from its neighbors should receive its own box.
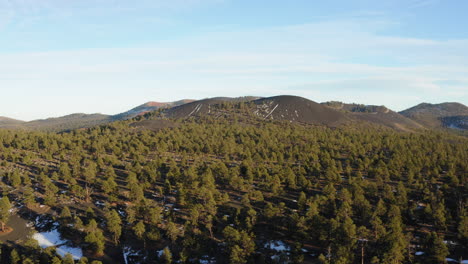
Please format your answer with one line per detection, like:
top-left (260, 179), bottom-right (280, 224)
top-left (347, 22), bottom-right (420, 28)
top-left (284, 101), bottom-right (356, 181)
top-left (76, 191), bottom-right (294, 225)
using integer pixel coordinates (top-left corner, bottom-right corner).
top-left (400, 102), bottom-right (468, 129)
top-left (253, 95), bottom-right (348, 126)
top-left (441, 115), bottom-right (468, 130)
top-left (113, 99), bottom-right (194, 120)
top-left (1, 97), bottom-right (467, 132)
top-left (164, 97), bottom-right (260, 119)
top-left (323, 101), bottom-right (425, 131)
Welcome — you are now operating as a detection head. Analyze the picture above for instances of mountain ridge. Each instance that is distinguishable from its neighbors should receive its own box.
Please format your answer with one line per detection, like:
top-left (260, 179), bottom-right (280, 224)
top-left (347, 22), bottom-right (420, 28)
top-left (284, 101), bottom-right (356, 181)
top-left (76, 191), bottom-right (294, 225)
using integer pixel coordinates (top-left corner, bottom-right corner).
top-left (0, 97), bottom-right (466, 132)
top-left (399, 102), bottom-right (468, 129)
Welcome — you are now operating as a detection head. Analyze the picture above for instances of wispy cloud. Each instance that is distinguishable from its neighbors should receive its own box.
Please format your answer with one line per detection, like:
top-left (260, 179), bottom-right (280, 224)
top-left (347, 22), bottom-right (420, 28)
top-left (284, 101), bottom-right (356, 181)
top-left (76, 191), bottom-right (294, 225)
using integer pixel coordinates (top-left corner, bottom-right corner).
top-left (0, 1), bottom-right (466, 120)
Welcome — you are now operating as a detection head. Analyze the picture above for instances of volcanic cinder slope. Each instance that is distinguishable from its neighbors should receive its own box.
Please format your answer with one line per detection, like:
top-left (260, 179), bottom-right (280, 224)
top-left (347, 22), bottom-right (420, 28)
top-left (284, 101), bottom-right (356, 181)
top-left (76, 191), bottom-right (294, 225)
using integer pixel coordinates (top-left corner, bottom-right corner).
top-left (322, 102), bottom-right (425, 131)
top-left (400, 102), bottom-right (468, 129)
top-left (253, 95), bottom-right (349, 126)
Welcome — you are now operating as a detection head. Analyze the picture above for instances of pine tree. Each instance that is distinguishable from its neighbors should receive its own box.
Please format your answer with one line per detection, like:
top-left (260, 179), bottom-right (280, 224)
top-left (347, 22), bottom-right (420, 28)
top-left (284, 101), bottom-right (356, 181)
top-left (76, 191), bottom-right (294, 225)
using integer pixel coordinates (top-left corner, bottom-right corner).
top-left (133, 220), bottom-right (146, 247)
top-left (106, 210), bottom-right (122, 244)
top-left (162, 247), bottom-right (172, 264)
top-left (426, 232), bottom-right (449, 263)
top-left (381, 206), bottom-right (407, 264)
top-left (165, 221), bottom-right (180, 243)
top-left (10, 249), bottom-right (20, 264)
top-left (0, 196), bottom-right (11, 231)
top-left (60, 206), bottom-right (72, 219)
top-left (63, 254), bottom-right (75, 264)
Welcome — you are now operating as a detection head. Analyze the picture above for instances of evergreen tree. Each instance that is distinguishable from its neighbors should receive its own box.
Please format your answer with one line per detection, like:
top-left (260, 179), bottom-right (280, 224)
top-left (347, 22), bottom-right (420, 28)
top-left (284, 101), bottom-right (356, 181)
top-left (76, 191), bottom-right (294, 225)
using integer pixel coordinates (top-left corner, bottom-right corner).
top-left (106, 210), bottom-right (122, 244)
top-left (0, 196), bottom-right (11, 231)
top-left (425, 232), bottom-right (449, 263)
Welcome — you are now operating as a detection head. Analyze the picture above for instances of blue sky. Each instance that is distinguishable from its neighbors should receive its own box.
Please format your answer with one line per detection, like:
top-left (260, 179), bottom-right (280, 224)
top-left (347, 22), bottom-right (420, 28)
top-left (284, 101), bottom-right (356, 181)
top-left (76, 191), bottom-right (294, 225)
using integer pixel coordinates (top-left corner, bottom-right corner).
top-left (0, 0), bottom-right (467, 120)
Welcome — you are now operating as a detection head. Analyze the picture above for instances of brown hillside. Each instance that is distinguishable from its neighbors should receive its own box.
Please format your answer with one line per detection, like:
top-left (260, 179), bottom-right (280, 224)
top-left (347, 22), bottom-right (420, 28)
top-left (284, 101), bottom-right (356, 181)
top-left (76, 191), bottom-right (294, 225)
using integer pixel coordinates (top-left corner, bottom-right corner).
top-left (253, 95), bottom-right (348, 126)
top-left (322, 102), bottom-right (424, 131)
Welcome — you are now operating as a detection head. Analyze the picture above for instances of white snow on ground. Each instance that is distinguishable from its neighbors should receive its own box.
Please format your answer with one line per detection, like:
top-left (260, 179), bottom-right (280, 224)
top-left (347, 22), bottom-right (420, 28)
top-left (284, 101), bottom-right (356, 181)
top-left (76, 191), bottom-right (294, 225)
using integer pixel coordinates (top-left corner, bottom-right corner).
top-left (264, 104), bottom-right (279, 119)
top-left (265, 240), bottom-right (290, 252)
top-left (461, 260), bottom-right (468, 264)
top-left (33, 229), bottom-right (83, 260)
top-left (157, 248), bottom-right (164, 257)
top-left (444, 240), bottom-right (458, 245)
top-left (448, 124), bottom-right (462, 130)
top-left (188, 104), bottom-right (202, 117)
top-left (445, 258), bottom-right (457, 262)
top-left (123, 246), bottom-right (142, 264)
top-left (200, 255), bottom-right (216, 263)
top-left (415, 251), bottom-right (424, 256)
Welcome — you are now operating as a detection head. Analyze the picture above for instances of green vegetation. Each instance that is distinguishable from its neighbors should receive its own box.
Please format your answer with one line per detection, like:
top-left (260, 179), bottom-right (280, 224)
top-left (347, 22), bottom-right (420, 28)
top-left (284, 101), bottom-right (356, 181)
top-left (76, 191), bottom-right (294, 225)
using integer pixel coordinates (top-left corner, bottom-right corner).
top-left (0, 102), bottom-right (466, 263)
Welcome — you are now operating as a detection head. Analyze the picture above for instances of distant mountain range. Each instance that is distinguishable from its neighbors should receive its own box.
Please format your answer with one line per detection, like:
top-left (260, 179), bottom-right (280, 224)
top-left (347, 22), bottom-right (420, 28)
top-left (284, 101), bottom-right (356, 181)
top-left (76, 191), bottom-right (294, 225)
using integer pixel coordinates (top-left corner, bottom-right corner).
top-left (0, 96), bottom-right (467, 132)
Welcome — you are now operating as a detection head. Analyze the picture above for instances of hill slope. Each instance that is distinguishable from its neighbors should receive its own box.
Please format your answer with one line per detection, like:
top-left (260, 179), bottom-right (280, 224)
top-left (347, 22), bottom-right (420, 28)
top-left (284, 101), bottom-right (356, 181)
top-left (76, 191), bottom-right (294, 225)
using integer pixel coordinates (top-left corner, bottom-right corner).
top-left (253, 95), bottom-right (349, 126)
top-left (323, 102), bottom-right (424, 131)
top-left (1, 97), bottom-right (467, 132)
top-left (23, 113), bottom-right (111, 132)
top-left (400, 102), bottom-right (468, 129)
top-left (113, 99), bottom-right (194, 120)
top-left (164, 97), bottom-right (260, 119)
top-left (0, 116), bottom-right (25, 126)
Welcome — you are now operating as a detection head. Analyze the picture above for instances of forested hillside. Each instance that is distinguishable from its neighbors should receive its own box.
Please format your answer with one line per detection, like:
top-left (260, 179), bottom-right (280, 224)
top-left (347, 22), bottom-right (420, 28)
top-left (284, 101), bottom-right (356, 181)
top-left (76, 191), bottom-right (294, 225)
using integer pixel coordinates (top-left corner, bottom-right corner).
top-left (0, 101), bottom-right (466, 264)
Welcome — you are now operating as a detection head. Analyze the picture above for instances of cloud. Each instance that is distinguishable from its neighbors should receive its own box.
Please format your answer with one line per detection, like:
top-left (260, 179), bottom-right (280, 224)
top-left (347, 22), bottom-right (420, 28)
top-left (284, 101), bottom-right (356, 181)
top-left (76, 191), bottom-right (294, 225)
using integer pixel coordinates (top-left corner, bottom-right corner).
top-left (0, 16), bottom-right (467, 120)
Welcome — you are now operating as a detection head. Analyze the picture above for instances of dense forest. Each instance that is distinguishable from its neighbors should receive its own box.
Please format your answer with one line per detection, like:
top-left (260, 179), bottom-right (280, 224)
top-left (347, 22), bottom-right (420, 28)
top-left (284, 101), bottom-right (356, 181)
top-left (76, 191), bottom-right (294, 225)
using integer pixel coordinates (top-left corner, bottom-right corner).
top-left (0, 102), bottom-right (467, 264)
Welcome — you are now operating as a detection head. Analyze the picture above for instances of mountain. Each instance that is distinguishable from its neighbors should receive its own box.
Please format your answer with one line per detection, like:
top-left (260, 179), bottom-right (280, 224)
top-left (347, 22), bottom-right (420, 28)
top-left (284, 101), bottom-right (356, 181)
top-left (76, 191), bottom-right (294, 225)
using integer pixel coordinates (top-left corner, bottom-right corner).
top-left (322, 101), bottom-right (390, 113)
top-left (1, 97), bottom-right (467, 132)
top-left (400, 102), bottom-right (468, 129)
top-left (253, 96), bottom-right (348, 126)
top-left (22, 113), bottom-right (111, 132)
top-left (0, 116), bottom-right (25, 126)
top-left (322, 101), bottom-right (425, 131)
top-left (113, 99), bottom-right (194, 120)
top-left (0, 99), bottom-right (195, 132)
top-left (164, 96), bottom-right (260, 119)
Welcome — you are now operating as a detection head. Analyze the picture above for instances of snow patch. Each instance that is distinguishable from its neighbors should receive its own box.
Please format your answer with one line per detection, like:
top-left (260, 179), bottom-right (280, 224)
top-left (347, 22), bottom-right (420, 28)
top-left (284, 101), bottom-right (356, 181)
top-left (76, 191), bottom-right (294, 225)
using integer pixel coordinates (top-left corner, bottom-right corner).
top-left (200, 255), bottom-right (216, 264)
top-left (188, 104), bottom-right (202, 117)
top-left (123, 246), bottom-right (142, 264)
top-left (157, 247), bottom-right (169, 258)
top-left (33, 229), bottom-right (83, 260)
top-left (265, 240), bottom-right (290, 252)
top-left (264, 104), bottom-right (279, 119)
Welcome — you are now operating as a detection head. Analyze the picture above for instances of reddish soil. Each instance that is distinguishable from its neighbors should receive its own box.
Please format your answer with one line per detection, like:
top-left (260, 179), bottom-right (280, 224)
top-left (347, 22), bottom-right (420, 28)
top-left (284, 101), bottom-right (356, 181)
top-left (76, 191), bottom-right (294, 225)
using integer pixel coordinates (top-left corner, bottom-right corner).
top-left (0, 226), bottom-right (14, 236)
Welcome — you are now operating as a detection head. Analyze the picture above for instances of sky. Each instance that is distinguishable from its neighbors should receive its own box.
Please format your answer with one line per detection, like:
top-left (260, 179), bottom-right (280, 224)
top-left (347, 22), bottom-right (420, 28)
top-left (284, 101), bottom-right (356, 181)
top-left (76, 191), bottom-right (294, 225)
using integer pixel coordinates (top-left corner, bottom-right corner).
top-left (0, 0), bottom-right (467, 121)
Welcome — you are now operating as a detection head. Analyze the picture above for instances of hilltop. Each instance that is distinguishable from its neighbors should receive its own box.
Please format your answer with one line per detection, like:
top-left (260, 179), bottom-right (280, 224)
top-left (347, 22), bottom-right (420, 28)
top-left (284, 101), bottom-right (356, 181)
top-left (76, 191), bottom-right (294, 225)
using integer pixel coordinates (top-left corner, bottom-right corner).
top-left (400, 102), bottom-right (468, 129)
top-left (323, 101), bottom-right (425, 131)
top-left (0, 116), bottom-right (25, 126)
top-left (0, 96), bottom-right (467, 133)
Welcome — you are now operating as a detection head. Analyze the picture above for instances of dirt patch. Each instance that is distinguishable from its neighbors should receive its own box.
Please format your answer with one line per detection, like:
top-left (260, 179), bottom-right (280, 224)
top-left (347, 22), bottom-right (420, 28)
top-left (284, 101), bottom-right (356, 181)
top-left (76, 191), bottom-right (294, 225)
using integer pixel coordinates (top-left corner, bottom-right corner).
top-left (27, 204), bottom-right (51, 214)
top-left (0, 214), bottom-right (33, 244)
top-left (0, 226), bottom-right (14, 236)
